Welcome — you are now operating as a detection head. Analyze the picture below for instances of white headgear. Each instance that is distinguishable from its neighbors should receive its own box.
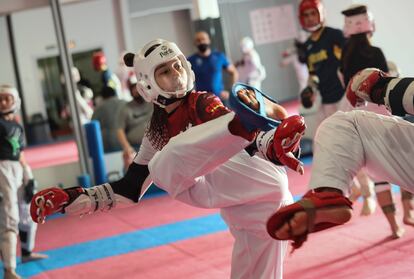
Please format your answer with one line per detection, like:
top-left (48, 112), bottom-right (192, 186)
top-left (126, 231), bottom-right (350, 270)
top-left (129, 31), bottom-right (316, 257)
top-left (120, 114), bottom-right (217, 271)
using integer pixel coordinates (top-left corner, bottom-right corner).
top-left (342, 4), bottom-right (375, 38)
top-left (0, 84), bottom-right (21, 114)
top-left (130, 39), bottom-right (195, 107)
top-left (240, 37), bottom-right (254, 53)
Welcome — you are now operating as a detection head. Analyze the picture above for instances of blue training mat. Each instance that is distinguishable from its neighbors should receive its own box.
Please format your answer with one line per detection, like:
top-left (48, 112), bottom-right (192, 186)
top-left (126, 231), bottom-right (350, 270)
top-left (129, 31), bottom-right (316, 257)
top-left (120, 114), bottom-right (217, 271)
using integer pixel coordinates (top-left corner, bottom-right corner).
top-left (229, 82), bottom-right (281, 132)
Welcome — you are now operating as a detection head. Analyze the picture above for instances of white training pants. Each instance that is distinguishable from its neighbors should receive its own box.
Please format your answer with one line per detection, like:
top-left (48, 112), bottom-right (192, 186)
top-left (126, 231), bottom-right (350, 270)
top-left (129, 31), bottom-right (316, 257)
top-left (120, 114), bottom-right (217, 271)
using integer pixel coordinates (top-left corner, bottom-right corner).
top-left (149, 112), bottom-right (293, 279)
top-left (0, 160), bottom-right (23, 269)
top-left (309, 110), bottom-right (414, 195)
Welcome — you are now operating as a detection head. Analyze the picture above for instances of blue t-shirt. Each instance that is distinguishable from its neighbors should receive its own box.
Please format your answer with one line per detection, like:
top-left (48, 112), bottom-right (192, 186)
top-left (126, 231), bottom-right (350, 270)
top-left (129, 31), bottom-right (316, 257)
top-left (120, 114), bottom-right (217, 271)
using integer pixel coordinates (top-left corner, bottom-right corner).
top-left (304, 27), bottom-right (346, 104)
top-left (188, 51), bottom-right (230, 96)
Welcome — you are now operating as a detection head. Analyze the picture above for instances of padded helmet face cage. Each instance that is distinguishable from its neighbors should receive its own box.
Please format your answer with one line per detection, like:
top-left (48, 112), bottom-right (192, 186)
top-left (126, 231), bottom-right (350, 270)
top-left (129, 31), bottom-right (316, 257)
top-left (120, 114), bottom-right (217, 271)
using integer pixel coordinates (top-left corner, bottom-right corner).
top-left (0, 84), bottom-right (21, 114)
top-left (132, 39), bottom-right (195, 107)
top-left (299, 0), bottom-right (324, 31)
top-left (342, 5), bottom-right (375, 38)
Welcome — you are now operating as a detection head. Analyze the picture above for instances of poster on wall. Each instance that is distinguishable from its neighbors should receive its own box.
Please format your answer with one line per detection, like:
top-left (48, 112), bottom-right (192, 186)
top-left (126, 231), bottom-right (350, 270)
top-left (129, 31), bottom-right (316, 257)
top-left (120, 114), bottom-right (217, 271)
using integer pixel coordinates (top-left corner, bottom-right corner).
top-left (250, 4), bottom-right (298, 45)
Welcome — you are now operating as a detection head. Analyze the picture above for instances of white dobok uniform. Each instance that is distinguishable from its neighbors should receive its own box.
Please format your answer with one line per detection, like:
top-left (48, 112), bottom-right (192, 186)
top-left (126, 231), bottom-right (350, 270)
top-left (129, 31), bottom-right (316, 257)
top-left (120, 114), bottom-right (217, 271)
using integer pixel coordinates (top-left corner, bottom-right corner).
top-left (0, 161), bottom-right (22, 269)
top-left (134, 112), bottom-right (293, 279)
top-left (308, 110), bottom-right (414, 196)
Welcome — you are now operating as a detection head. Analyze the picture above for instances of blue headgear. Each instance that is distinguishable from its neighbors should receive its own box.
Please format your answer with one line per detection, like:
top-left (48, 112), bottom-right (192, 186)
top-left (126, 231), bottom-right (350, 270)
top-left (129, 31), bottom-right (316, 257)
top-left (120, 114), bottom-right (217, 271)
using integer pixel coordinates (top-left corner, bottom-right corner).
top-left (229, 83), bottom-right (281, 132)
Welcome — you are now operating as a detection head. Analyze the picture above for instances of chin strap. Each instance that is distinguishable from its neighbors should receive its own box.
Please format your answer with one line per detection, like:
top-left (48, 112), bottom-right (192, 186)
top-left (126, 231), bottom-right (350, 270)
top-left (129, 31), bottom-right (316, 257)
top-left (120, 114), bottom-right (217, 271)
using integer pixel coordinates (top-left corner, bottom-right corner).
top-left (156, 89), bottom-right (192, 107)
top-left (306, 24), bottom-right (322, 33)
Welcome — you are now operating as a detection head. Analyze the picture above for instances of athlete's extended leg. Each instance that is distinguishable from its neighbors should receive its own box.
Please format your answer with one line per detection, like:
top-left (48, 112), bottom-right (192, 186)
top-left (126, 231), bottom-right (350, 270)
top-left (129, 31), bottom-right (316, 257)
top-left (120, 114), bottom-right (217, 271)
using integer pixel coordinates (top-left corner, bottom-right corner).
top-left (268, 110), bottom-right (414, 249)
top-left (346, 68), bottom-right (414, 116)
top-left (149, 112), bottom-right (253, 197)
top-left (267, 111), bottom-right (363, 248)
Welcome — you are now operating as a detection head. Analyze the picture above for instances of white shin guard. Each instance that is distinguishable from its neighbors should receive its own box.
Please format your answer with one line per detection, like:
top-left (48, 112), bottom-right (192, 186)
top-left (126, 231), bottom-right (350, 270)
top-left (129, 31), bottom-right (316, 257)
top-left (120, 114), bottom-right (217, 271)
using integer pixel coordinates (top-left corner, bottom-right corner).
top-left (64, 184), bottom-right (133, 216)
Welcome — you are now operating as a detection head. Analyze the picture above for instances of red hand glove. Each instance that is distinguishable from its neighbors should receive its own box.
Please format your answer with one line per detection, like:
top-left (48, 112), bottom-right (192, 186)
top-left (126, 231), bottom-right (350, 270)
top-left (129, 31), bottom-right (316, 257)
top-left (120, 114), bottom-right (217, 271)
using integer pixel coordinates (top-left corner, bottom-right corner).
top-left (30, 187), bottom-right (83, 224)
top-left (269, 115), bottom-right (306, 174)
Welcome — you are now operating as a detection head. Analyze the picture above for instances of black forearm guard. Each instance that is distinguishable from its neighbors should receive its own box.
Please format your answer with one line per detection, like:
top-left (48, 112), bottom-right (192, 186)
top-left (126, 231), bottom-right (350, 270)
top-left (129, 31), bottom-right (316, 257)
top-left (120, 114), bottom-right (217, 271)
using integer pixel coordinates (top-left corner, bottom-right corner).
top-left (110, 162), bottom-right (149, 202)
top-left (385, 78), bottom-right (414, 116)
top-left (24, 179), bottom-right (37, 203)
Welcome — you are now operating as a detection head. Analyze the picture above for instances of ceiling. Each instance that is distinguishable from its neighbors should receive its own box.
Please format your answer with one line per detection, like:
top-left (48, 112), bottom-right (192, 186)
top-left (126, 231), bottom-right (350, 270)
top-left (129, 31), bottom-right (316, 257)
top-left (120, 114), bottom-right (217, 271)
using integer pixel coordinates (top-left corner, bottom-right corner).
top-left (0, 0), bottom-right (93, 16)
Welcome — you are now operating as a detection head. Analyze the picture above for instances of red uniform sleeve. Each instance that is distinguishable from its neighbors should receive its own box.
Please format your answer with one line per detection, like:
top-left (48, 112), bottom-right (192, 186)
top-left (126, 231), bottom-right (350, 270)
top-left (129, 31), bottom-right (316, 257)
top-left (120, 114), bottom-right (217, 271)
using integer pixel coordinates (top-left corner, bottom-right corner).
top-left (189, 92), bottom-right (231, 125)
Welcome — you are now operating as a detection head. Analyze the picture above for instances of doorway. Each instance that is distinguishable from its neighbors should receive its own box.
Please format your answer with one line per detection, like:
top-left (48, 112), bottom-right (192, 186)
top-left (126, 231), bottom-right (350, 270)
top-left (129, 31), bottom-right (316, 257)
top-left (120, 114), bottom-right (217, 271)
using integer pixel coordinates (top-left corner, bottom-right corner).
top-left (34, 48), bottom-right (102, 143)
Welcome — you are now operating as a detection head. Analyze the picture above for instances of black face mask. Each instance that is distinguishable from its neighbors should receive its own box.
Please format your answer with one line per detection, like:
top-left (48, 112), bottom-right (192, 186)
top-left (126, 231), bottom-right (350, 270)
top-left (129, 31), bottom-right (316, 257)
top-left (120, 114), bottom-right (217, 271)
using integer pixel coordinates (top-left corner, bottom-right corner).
top-left (197, 43), bottom-right (210, 53)
top-left (133, 95), bottom-right (144, 104)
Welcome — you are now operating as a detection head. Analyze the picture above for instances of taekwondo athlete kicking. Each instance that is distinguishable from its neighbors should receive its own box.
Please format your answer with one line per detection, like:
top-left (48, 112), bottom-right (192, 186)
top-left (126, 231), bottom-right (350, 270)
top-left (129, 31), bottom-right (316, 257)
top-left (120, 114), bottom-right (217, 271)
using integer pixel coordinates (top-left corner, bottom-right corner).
top-left (30, 38), bottom-right (306, 279)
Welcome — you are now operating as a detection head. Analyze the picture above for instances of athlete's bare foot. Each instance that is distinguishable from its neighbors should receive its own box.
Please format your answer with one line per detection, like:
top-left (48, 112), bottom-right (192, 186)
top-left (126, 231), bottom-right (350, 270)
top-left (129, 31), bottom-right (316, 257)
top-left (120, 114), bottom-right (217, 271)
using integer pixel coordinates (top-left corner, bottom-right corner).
top-left (403, 216), bottom-right (414, 226)
top-left (21, 252), bottom-right (49, 263)
top-left (391, 227), bottom-right (405, 239)
top-left (360, 196), bottom-right (376, 216)
top-left (4, 268), bottom-right (22, 279)
top-left (274, 206), bottom-right (352, 240)
top-left (237, 88), bottom-right (260, 111)
top-left (236, 88), bottom-right (288, 120)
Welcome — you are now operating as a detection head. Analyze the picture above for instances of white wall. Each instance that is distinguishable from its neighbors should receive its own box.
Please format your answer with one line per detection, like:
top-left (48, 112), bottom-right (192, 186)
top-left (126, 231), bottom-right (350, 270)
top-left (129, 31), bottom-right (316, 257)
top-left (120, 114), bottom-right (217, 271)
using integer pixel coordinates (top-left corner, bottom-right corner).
top-left (128, 9), bottom-right (194, 57)
top-left (323, 0), bottom-right (352, 29)
top-left (0, 17), bottom-right (15, 85)
top-left (125, 0), bottom-right (414, 87)
top-left (0, 0), bottom-right (48, 16)
top-left (220, 0), bottom-right (304, 101)
top-left (323, 0), bottom-right (414, 76)
top-left (352, 0), bottom-right (414, 76)
top-left (2, 0), bottom-right (414, 118)
top-left (10, 0), bottom-right (121, 119)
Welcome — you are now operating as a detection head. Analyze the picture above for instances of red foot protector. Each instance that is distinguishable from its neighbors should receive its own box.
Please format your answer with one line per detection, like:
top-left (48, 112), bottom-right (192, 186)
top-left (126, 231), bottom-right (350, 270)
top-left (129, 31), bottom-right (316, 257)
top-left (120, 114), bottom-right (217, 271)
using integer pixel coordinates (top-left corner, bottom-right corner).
top-left (266, 190), bottom-right (353, 249)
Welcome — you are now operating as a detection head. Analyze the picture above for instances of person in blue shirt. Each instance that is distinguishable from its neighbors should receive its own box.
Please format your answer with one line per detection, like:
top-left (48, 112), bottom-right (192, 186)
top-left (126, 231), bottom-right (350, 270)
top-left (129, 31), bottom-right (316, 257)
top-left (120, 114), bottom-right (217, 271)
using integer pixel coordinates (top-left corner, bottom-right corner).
top-left (188, 31), bottom-right (238, 102)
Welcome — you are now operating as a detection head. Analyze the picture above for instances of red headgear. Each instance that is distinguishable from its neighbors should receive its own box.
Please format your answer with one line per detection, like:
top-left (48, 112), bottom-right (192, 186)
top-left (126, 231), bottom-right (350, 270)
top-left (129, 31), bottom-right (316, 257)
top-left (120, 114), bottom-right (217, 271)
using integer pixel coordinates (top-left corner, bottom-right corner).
top-left (298, 0), bottom-right (324, 31)
top-left (92, 51), bottom-right (107, 70)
